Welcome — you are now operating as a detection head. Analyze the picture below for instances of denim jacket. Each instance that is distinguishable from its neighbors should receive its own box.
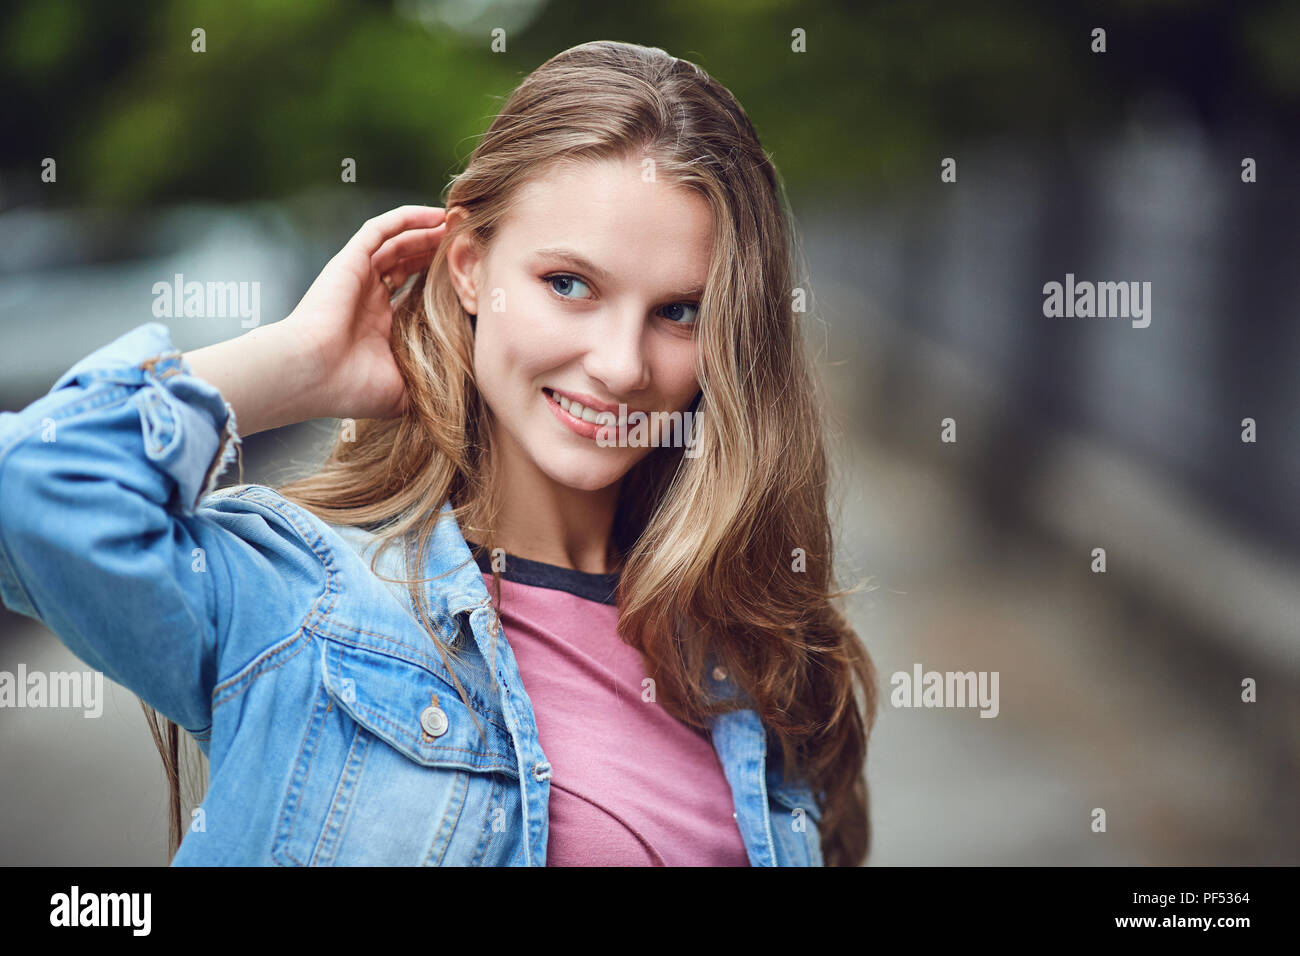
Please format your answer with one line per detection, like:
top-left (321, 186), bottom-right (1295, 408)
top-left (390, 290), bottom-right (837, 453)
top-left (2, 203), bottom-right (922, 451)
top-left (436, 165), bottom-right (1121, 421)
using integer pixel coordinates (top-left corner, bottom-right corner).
top-left (0, 322), bottom-right (824, 866)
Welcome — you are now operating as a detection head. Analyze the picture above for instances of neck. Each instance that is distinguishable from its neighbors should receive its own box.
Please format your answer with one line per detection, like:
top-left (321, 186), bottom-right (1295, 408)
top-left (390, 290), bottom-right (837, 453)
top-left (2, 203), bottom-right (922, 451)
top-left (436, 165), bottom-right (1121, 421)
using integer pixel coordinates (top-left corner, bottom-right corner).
top-left (482, 428), bottom-right (624, 575)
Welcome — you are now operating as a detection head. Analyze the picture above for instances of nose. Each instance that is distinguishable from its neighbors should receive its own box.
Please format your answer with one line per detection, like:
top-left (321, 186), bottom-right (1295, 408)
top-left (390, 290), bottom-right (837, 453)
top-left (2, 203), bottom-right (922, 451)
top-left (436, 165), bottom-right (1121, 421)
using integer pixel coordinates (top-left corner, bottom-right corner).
top-left (581, 304), bottom-right (651, 396)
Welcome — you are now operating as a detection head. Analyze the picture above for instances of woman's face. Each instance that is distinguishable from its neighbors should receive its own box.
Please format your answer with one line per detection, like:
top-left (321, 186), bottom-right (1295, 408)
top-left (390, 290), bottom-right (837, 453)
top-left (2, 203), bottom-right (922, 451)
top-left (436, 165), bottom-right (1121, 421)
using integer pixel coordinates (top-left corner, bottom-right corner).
top-left (446, 154), bottom-right (712, 493)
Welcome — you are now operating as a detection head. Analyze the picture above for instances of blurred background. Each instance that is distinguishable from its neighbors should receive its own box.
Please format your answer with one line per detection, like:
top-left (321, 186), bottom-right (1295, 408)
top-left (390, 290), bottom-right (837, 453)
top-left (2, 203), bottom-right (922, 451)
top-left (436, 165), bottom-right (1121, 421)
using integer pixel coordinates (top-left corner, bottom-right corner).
top-left (1, 0), bottom-right (1296, 865)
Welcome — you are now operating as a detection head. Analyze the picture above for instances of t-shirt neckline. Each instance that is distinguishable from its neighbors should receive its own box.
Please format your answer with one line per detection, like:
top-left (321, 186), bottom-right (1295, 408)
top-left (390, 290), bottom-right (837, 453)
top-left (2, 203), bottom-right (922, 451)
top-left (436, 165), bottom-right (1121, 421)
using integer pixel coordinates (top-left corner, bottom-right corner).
top-left (464, 539), bottom-right (620, 606)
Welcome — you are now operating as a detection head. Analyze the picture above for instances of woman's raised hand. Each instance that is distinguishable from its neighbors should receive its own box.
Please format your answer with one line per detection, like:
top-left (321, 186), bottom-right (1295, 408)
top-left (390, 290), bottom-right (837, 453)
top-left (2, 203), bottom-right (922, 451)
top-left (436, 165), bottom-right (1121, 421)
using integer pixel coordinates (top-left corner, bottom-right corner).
top-left (285, 205), bottom-right (448, 421)
top-left (183, 206), bottom-right (448, 438)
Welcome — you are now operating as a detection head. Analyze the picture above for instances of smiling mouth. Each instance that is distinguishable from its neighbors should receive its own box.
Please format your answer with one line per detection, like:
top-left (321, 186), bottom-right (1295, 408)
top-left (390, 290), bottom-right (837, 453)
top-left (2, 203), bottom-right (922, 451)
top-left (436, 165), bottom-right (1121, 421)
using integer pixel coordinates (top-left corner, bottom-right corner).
top-left (543, 387), bottom-right (627, 427)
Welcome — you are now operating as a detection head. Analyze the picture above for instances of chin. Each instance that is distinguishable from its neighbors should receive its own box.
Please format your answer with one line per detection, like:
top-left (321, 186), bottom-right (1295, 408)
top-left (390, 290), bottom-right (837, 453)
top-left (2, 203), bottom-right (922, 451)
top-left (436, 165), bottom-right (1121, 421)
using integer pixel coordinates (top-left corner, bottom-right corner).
top-left (539, 453), bottom-right (630, 492)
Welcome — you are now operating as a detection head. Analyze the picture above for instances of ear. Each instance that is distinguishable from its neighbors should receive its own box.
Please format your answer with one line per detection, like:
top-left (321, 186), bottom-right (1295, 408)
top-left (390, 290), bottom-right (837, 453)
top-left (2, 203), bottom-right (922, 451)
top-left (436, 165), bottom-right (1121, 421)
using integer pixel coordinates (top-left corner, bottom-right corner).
top-left (444, 206), bottom-right (485, 316)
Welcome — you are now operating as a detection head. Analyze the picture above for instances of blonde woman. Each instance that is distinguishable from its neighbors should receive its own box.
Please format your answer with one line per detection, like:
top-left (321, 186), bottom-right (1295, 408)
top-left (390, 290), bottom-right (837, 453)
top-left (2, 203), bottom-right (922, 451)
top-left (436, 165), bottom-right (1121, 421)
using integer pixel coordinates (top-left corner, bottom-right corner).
top-left (0, 40), bottom-right (877, 866)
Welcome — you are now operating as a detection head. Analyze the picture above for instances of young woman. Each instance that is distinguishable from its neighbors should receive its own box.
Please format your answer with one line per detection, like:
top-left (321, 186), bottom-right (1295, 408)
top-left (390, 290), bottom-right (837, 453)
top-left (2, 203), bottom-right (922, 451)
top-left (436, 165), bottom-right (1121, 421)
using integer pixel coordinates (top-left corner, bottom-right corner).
top-left (0, 40), bottom-right (878, 866)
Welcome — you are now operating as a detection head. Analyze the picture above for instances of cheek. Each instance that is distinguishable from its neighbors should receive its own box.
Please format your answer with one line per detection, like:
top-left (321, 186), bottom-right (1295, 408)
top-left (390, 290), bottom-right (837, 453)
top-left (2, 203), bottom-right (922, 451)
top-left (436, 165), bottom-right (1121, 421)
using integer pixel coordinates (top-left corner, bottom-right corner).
top-left (475, 293), bottom-right (570, 389)
top-left (657, 351), bottom-right (701, 410)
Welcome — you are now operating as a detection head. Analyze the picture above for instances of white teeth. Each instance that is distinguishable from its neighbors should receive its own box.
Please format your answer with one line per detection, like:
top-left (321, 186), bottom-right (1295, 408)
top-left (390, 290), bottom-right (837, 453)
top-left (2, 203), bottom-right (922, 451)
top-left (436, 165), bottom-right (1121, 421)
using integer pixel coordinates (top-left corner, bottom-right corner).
top-left (548, 389), bottom-right (619, 426)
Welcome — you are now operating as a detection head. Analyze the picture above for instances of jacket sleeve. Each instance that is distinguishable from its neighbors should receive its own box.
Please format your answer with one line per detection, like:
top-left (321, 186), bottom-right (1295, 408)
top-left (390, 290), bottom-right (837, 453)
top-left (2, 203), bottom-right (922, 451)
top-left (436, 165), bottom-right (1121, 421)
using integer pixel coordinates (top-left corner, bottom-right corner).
top-left (0, 322), bottom-right (325, 739)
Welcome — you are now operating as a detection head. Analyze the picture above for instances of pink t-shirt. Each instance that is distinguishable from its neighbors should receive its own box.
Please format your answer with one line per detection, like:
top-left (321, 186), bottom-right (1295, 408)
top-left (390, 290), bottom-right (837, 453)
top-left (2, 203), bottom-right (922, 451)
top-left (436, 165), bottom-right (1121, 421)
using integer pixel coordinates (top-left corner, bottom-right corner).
top-left (467, 541), bottom-right (750, 866)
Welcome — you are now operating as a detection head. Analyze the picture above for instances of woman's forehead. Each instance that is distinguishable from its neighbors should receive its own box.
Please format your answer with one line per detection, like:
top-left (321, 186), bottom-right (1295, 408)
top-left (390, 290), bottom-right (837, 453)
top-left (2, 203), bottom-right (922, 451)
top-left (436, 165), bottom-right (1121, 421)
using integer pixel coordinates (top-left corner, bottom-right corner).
top-left (499, 159), bottom-right (714, 285)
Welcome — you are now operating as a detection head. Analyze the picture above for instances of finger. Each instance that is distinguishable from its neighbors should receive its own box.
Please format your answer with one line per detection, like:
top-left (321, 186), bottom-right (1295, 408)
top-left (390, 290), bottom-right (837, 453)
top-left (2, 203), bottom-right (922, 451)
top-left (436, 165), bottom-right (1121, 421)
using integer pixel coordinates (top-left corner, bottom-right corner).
top-left (371, 223), bottom-right (447, 276)
top-left (387, 250), bottom-right (438, 292)
top-left (346, 205), bottom-right (446, 262)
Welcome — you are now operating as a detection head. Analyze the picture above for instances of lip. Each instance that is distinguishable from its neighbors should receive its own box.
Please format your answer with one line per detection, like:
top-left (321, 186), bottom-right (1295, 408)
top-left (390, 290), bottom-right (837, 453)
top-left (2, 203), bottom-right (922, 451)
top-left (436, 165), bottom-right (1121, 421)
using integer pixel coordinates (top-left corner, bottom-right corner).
top-left (543, 387), bottom-right (619, 441)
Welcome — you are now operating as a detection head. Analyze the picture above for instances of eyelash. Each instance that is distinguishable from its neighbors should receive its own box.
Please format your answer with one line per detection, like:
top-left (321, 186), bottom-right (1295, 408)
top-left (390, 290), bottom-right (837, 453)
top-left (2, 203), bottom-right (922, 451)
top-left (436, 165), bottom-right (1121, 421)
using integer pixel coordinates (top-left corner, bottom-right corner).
top-left (540, 272), bottom-right (699, 327)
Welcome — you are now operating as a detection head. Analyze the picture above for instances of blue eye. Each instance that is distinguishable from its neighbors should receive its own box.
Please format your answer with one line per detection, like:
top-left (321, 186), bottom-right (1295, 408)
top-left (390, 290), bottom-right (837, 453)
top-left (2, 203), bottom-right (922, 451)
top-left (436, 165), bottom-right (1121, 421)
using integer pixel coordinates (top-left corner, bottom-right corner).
top-left (545, 274), bottom-right (591, 299)
top-left (544, 272), bottom-right (698, 327)
top-left (660, 302), bottom-right (699, 325)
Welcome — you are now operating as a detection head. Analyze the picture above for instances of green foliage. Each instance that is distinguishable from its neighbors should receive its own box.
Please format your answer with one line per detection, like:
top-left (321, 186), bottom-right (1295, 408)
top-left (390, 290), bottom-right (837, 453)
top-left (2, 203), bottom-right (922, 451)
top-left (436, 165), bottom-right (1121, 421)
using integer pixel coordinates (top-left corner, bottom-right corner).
top-left (2, 0), bottom-right (1293, 207)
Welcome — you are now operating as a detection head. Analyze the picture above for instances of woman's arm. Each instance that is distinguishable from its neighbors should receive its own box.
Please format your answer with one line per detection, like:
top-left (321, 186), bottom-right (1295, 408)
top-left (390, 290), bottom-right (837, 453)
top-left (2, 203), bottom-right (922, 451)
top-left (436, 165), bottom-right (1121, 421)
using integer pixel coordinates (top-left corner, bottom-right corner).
top-left (183, 204), bottom-right (448, 435)
top-left (181, 321), bottom-right (326, 437)
top-left (0, 205), bottom-right (446, 734)
top-left (0, 324), bottom-right (326, 735)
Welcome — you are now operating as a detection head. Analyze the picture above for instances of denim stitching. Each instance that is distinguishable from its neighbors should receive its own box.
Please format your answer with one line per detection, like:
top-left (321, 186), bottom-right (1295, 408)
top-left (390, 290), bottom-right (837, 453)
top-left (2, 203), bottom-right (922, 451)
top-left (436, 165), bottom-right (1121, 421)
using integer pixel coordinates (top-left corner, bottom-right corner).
top-left (313, 722), bottom-right (371, 866)
top-left (0, 384), bottom-right (137, 616)
top-left (338, 691), bottom-right (513, 766)
top-left (424, 769), bottom-right (469, 866)
top-left (273, 681), bottom-right (332, 866)
top-left (211, 629), bottom-right (310, 710)
top-left (467, 772), bottom-right (507, 866)
top-left (313, 627), bottom-right (508, 735)
top-left (207, 487), bottom-right (340, 709)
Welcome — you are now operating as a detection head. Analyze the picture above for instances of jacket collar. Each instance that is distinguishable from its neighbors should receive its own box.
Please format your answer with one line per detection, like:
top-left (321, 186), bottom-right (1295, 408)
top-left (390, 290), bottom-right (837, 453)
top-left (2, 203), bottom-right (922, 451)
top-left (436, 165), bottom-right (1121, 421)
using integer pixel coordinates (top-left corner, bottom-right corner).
top-left (414, 500), bottom-right (498, 628)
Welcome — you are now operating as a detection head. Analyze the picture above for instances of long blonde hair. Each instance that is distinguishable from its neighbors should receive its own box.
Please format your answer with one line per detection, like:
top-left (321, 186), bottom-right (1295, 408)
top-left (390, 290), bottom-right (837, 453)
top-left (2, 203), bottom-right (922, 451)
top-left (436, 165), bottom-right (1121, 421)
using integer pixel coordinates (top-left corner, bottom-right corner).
top-left (147, 39), bottom-right (879, 867)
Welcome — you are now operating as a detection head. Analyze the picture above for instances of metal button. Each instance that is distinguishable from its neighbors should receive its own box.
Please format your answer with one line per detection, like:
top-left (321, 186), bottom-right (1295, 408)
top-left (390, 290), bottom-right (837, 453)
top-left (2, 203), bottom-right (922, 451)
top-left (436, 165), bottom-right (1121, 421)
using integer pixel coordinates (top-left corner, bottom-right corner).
top-left (420, 704), bottom-right (448, 738)
top-left (713, 666), bottom-right (727, 681)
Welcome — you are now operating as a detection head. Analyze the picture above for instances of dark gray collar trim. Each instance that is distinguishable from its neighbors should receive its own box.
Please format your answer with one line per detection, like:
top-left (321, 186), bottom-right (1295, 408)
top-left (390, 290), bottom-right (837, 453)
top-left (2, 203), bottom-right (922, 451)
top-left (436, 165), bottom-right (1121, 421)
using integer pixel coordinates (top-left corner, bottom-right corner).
top-left (464, 539), bottom-right (620, 606)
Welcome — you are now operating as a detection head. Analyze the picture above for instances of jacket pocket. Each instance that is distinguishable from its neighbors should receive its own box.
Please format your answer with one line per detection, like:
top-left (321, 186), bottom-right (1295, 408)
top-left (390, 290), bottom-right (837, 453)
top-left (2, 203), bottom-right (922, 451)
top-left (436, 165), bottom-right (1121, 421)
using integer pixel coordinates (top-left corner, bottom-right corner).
top-left (272, 625), bottom-right (522, 866)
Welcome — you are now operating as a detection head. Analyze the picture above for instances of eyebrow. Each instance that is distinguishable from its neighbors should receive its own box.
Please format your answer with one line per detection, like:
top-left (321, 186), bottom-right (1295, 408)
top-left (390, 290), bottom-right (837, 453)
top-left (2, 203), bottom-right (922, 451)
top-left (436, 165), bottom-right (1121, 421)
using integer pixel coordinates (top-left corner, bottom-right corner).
top-left (531, 247), bottom-right (705, 300)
